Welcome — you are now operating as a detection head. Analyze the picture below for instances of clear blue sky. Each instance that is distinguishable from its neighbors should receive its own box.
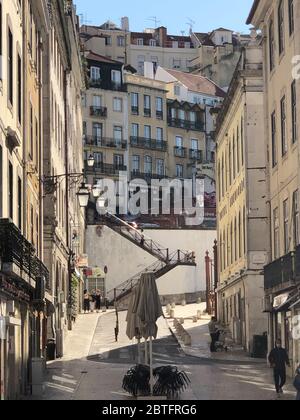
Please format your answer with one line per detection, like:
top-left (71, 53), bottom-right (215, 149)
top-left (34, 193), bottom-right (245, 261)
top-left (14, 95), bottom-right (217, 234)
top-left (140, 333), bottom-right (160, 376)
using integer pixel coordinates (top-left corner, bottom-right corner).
top-left (74, 0), bottom-right (254, 35)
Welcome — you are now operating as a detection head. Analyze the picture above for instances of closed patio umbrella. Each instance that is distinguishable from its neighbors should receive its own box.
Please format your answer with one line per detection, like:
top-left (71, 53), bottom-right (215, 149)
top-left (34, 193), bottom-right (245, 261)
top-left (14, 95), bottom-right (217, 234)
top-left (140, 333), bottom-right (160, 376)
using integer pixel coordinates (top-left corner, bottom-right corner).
top-left (134, 272), bottom-right (163, 395)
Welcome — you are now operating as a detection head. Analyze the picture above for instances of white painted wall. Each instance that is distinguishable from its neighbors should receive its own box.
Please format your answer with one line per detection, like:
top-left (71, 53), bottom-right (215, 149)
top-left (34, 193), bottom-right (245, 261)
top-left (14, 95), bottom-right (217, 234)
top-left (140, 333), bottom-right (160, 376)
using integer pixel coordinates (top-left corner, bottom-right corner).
top-left (85, 226), bottom-right (216, 297)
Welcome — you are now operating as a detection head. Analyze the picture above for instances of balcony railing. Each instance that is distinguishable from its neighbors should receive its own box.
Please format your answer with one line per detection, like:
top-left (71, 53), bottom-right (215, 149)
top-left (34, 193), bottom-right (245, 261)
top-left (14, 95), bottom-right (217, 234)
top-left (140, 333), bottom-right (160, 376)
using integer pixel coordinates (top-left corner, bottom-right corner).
top-left (84, 136), bottom-right (127, 150)
top-left (174, 147), bottom-right (186, 158)
top-left (168, 117), bottom-right (205, 132)
top-left (0, 219), bottom-right (50, 289)
top-left (90, 106), bottom-right (107, 118)
top-left (156, 111), bottom-right (163, 120)
top-left (130, 137), bottom-right (167, 152)
top-left (189, 149), bottom-right (203, 161)
top-left (144, 108), bottom-right (151, 117)
top-left (131, 106), bottom-right (139, 115)
top-left (264, 252), bottom-right (295, 290)
top-left (131, 171), bottom-right (168, 182)
top-left (89, 78), bottom-right (102, 88)
top-left (85, 162), bottom-right (127, 176)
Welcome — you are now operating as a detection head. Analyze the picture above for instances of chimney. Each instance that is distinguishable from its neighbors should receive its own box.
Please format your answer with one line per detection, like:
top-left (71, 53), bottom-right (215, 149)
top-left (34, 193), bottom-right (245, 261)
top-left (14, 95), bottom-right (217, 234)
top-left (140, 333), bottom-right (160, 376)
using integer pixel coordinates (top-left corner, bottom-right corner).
top-left (157, 26), bottom-right (167, 47)
top-left (121, 17), bottom-right (130, 32)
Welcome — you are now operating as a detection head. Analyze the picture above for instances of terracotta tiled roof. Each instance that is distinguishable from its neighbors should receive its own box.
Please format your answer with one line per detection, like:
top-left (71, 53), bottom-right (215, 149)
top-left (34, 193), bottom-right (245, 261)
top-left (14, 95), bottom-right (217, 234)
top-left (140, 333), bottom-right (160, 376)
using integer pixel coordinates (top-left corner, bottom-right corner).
top-left (86, 51), bottom-right (123, 65)
top-left (165, 69), bottom-right (226, 98)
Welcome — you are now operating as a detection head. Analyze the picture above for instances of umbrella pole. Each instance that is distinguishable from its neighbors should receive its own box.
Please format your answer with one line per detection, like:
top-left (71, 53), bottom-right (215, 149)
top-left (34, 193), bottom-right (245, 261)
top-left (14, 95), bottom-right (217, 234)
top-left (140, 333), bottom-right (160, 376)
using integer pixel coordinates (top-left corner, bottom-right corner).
top-left (150, 336), bottom-right (154, 396)
top-left (137, 338), bottom-right (141, 364)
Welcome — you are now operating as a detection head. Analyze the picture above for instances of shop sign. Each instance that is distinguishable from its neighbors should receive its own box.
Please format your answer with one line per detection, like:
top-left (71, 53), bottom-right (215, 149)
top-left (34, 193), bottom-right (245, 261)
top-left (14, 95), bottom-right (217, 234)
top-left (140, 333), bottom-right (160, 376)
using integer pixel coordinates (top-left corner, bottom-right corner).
top-left (0, 277), bottom-right (31, 303)
top-left (77, 254), bottom-right (89, 268)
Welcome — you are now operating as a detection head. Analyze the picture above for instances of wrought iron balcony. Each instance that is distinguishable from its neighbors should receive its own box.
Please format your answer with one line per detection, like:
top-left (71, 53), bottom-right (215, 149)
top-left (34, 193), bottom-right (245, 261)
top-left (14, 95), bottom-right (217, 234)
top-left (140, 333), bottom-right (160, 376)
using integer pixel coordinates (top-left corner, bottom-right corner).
top-left (144, 108), bottom-right (151, 117)
top-left (85, 162), bottom-right (127, 176)
top-left (90, 106), bottom-right (107, 118)
top-left (168, 117), bottom-right (205, 132)
top-left (189, 149), bottom-right (203, 161)
top-left (0, 219), bottom-right (50, 289)
top-left (131, 106), bottom-right (139, 115)
top-left (130, 137), bottom-right (167, 152)
top-left (264, 252), bottom-right (295, 290)
top-left (156, 111), bottom-right (164, 120)
top-left (89, 78), bottom-right (102, 88)
top-left (84, 136), bottom-right (127, 150)
top-left (174, 147), bottom-right (186, 158)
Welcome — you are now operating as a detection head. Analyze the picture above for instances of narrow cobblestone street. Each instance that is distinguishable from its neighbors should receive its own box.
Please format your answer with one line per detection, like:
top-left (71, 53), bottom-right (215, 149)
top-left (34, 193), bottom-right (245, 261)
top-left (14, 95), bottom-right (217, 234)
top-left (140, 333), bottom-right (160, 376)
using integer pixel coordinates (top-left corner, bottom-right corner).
top-left (37, 311), bottom-right (296, 401)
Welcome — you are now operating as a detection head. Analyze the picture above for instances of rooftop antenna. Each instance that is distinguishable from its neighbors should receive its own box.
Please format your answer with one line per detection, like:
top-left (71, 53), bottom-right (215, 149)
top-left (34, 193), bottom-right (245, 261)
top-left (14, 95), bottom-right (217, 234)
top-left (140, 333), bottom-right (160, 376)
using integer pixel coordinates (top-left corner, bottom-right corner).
top-left (186, 18), bottom-right (196, 34)
top-left (180, 30), bottom-right (185, 36)
top-left (148, 16), bottom-right (161, 28)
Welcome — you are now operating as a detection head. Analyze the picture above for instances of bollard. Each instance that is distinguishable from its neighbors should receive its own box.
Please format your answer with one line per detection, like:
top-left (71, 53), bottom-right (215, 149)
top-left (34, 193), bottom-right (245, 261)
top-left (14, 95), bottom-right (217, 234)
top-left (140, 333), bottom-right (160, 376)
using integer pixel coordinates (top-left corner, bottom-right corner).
top-left (166, 304), bottom-right (171, 315)
top-left (179, 318), bottom-right (185, 325)
top-left (197, 297), bottom-right (202, 304)
top-left (197, 310), bottom-right (202, 320)
top-left (170, 309), bottom-right (175, 319)
top-left (171, 302), bottom-right (176, 309)
top-left (181, 300), bottom-right (186, 307)
top-left (183, 334), bottom-right (192, 346)
top-left (193, 316), bottom-right (198, 323)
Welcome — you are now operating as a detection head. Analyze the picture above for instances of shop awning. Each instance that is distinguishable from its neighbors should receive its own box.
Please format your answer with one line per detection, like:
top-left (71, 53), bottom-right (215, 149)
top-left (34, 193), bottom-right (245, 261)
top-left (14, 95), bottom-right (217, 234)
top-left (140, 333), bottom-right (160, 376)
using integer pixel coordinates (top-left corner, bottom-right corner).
top-left (273, 292), bottom-right (299, 313)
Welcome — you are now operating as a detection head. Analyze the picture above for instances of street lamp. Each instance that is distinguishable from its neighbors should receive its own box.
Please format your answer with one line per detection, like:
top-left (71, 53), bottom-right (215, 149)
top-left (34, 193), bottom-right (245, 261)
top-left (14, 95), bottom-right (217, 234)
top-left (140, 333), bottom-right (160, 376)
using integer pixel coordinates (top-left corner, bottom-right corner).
top-left (87, 153), bottom-right (95, 168)
top-left (92, 184), bottom-right (102, 198)
top-left (77, 182), bottom-right (90, 208)
top-left (96, 195), bottom-right (107, 215)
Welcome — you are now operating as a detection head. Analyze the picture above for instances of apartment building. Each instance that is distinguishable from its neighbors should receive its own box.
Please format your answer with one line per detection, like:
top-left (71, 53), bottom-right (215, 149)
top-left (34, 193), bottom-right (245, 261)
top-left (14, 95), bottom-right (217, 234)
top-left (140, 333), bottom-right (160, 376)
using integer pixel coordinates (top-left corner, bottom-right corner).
top-left (248, 0), bottom-right (300, 370)
top-left (216, 37), bottom-right (269, 352)
top-left (82, 52), bottom-right (129, 194)
top-left (126, 73), bottom-right (168, 182)
top-left (0, 0), bottom-right (51, 400)
top-left (190, 28), bottom-right (252, 89)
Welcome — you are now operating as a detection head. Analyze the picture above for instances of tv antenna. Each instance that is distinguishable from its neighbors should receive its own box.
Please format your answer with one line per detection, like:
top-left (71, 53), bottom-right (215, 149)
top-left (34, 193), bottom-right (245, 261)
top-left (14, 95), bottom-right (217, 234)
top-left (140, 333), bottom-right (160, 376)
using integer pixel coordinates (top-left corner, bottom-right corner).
top-left (79, 13), bottom-right (93, 26)
top-left (186, 18), bottom-right (196, 33)
top-left (148, 16), bottom-right (161, 28)
top-left (180, 30), bottom-right (185, 36)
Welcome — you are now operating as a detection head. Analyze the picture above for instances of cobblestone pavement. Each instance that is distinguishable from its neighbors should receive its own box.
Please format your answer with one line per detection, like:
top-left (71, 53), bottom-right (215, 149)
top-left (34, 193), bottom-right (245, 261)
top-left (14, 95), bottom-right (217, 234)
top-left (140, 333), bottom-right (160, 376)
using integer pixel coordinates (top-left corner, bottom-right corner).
top-left (35, 311), bottom-right (296, 401)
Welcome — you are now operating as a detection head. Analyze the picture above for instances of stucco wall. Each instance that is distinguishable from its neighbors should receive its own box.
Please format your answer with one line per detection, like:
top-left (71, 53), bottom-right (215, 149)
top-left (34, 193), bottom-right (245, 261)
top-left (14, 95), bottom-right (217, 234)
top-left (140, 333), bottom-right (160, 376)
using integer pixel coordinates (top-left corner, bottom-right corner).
top-left (85, 226), bottom-right (216, 297)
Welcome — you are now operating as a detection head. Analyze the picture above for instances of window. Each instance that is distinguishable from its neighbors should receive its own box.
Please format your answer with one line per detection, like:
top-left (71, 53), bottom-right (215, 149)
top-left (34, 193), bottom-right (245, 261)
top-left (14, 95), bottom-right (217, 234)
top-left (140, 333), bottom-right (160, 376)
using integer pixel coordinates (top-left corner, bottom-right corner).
top-left (144, 95), bottom-right (151, 116)
top-left (93, 95), bottom-right (102, 107)
top-left (278, 1), bottom-right (285, 55)
top-left (172, 41), bottom-right (179, 49)
top-left (176, 164), bottom-right (183, 178)
top-left (291, 80), bottom-right (297, 144)
top-left (271, 111), bottom-right (277, 167)
top-left (184, 42), bottom-right (190, 48)
top-left (92, 123), bottom-right (102, 142)
top-left (238, 212), bottom-right (242, 260)
top-left (283, 199), bottom-right (289, 254)
top-left (17, 54), bottom-right (21, 124)
top-left (114, 154), bottom-right (124, 167)
top-left (144, 156), bottom-right (152, 174)
top-left (111, 70), bottom-right (121, 86)
top-left (9, 162), bottom-right (13, 220)
top-left (171, 108), bottom-right (176, 119)
top-left (94, 152), bottom-right (103, 166)
top-left (138, 55), bottom-right (145, 74)
top-left (113, 97), bottom-right (123, 112)
top-left (144, 125), bottom-right (151, 140)
top-left (131, 124), bottom-right (139, 139)
top-left (150, 39), bottom-right (156, 47)
top-left (174, 84), bottom-right (180, 95)
top-left (117, 36), bottom-right (125, 47)
top-left (137, 38), bottom-right (144, 46)
top-left (241, 117), bottom-right (244, 166)
top-left (156, 97), bottom-right (163, 119)
top-left (176, 136), bottom-right (183, 148)
top-left (113, 126), bottom-right (123, 145)
top-left (281, 96), bottom-right (287, 156)
top-left (229, 141), bottom-right (232, 185)
top-left (173, 59), bottom-right (181, 69)
top-left (90, 66), bottom-right (100, 81)
top-left (236, 126), bottom-right (240, 174)
top-left (233, 135), bottom-right (236, 179)
top-left (8, 27), bottom-right (13, 105)
top-left (105, 36), bottom-right (112, 46)
top-left (36, 213), bottom-right (39, 254)
top-left (156, 128), bottom-right (163, 143)
top-left (191, 139), bottom-right (198, 150)
top-left (81, 93), bottom-right (87, 108)
top-left (269, 20), bottom-right (275, 72)
top-left (190, 112), bottom-right (196, 123)
top-left (132, 155), bottom-right (140, 172)
top-left (293, 190), bottom-right (299, 247)
top-left (30, 103), bottom-right (33, 159)
top-left (131, 93), bottom-right (139, 114)
top-left (156, 159), bottom-right (165, 176)
top-left (289, 0), bottom-right (294, 36)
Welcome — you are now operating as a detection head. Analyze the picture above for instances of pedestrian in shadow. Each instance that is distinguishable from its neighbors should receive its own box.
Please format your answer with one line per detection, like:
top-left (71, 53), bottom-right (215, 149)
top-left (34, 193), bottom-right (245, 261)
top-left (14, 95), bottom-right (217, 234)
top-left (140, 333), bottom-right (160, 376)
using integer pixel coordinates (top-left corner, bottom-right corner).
top-left (208, 317), bottom-right (220, 353)
top-left (268, 339), bottom-right (290, 398)
top-left (83, 290), bottom-right (90, 314)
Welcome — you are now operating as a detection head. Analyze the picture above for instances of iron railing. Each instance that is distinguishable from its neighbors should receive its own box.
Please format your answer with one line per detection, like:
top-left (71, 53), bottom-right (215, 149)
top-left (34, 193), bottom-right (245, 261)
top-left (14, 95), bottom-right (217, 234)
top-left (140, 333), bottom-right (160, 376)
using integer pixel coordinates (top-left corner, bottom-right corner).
top-left (90, 106), bottom-right (107, 118)
top-left (85, 162), bottom-right (127, 176)
top-left (264, 252), bottom-right (295, 290)
top-left (174, 147), bottom-right (186, 158)
top-left (130, 136), bottom-right (167, 151)
top-left (168, 118), bottom-right (205, 132)
top-left (0, 219), bottom-right (50, 289)
top-left (84, 136), bottom-right (127, 150)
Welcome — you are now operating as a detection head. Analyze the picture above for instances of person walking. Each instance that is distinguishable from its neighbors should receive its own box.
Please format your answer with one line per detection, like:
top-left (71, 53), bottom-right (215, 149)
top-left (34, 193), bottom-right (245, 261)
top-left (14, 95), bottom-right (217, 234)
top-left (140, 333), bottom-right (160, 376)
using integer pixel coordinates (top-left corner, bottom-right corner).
top-left (83, 290), bottom-right (90, 314)
top-left (268, 339), bottom-right (290, 397)
top-left (293, 366), bottom-right (300, 401)
top-left (94, 290), bottom-right (102, 313)
top-left (208, 317), bottom-right (220, 353)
